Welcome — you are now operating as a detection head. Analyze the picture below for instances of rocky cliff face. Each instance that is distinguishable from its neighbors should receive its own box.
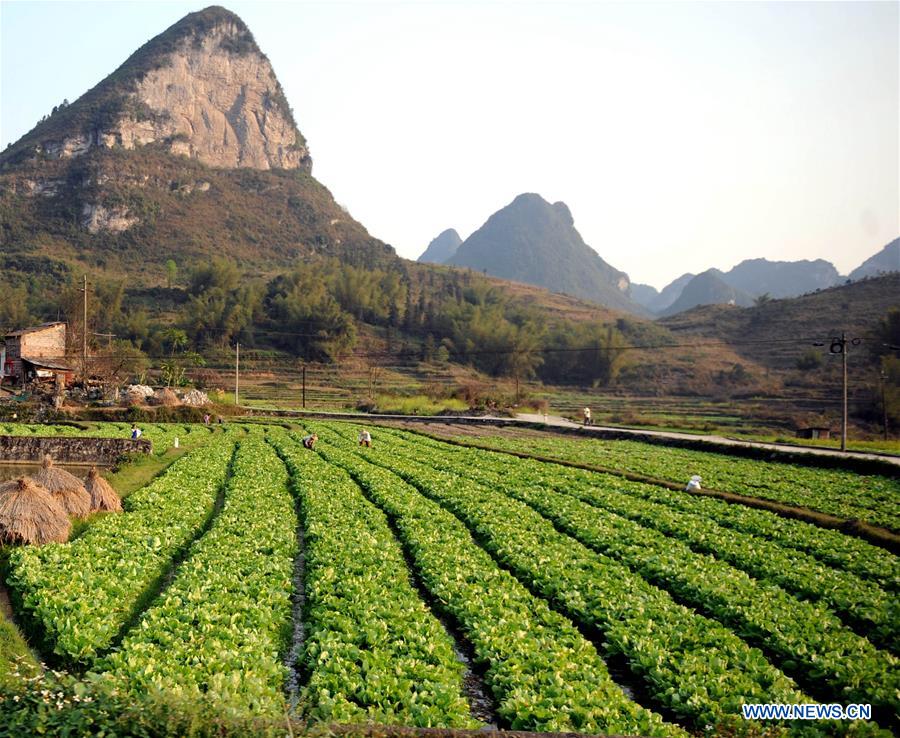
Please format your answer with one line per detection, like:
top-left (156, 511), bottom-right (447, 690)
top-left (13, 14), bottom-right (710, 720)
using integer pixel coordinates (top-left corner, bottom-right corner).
top-left (0, 7), bottom-right (392, 263)
top-left (122, 22), bottom-right (308, 170)
top-left (3, 7), bottom-right (310, 172)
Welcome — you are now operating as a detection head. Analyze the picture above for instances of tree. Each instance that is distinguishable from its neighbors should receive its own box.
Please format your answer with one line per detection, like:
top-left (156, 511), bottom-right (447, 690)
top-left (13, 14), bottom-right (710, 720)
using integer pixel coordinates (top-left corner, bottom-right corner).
top-left (92, 340), bottom-right (149, 384)
top-left (166, 259), bottom-right (178, 289)
top-left (0, 282), bottom-right (32, 332)
top-left (264, 269), bottom-right (356, 361)
top-left (870, 308), bottom-right (900, 362)
top-left (796, 349), bottom-right (823, 371)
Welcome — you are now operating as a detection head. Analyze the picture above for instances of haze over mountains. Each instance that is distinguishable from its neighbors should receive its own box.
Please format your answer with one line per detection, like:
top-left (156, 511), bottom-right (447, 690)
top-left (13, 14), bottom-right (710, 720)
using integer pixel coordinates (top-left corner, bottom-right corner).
top-left (418, 229), bottom-right (462, 264)
top-left (420, 193), bottom-right (647, 314)
top-left (421, 200), bottom-right (898, 317)
top-left (849, 237), bottom-right (900, 281)
top-left (2, 0), bottom-right (895, 341)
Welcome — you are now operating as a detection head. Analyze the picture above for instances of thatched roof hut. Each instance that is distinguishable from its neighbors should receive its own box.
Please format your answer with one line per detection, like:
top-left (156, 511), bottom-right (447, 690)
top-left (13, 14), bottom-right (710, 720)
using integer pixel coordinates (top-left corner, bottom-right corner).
top-left (31, 455), bottom-right (92, 519)
top-left (84, 467), bottom-right (122, 513)
top-left (0, 478), bottom-right (71, 545)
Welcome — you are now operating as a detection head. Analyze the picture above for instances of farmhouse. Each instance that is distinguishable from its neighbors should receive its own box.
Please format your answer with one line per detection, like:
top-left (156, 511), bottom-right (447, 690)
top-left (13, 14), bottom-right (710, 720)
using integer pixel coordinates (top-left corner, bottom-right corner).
top-left (2, 322), bottom-right (73, 386)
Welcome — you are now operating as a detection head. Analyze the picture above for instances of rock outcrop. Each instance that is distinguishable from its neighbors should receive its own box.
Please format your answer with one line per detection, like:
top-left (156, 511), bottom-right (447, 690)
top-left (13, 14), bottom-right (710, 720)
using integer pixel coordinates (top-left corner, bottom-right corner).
top-left (81, 203), bottom-right (138, 234)
top-left (2, 6), bottom-right (310, 172)
top-left (0, 6), bottom-right (396, 276)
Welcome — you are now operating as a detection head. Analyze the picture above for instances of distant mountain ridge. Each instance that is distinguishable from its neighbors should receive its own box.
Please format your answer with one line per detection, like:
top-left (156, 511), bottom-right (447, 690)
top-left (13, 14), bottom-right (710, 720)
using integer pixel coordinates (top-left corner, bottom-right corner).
top-left (418, 229), bottom-right (462, 264)
top-left (660, 270), bottom-right (754, 317)
top-left (631, 273), bottom-right (695, 314)
top-left (849, 238), bottom-right (900, 281)
top-left (637, 243), bottom-right (898, 317)
top-left (447, 193), bottom-right (647, 314)
top-left (724, 258), bottom-right (840, 298)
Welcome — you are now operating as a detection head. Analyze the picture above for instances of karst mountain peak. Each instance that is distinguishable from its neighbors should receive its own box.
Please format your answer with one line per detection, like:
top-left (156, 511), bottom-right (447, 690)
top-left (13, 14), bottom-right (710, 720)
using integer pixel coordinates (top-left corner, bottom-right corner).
top-left (1, 6), bottom-right (310, 172)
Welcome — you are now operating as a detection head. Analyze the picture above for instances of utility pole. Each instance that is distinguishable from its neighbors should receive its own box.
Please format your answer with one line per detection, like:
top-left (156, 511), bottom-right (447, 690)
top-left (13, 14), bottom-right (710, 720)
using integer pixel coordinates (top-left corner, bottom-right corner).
top-left (302, 365), bottom-right (306, 409)
top-left (80, 275), bottom-right (88, 385)
top-left (881, 368), bottom-right (889, 441)
top-left (841, 332), bottom-right (848, 453)
top-left (828, 333), bottom-right (859, 452)
top-left (235, 342), bottom-right (240, 407)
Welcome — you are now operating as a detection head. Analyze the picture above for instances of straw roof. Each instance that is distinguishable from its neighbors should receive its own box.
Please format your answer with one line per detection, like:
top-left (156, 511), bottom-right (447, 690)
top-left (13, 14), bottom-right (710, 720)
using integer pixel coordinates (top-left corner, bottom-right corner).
top-left (0, 478), bottom-right (71, 545)
top-left (31, 455), bottom-right (92, 519)
top-left (125, 389), bottom-right (148, 405)
top-left (151, 388), bottom-right (180, 406)
top-left (84, 467), bottom-right (122, 513)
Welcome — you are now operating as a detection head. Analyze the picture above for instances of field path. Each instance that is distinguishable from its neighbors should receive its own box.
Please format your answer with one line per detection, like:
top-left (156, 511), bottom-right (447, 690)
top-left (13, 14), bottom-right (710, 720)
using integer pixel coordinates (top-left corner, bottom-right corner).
top-left (513, 413), bottom-right (900, 466)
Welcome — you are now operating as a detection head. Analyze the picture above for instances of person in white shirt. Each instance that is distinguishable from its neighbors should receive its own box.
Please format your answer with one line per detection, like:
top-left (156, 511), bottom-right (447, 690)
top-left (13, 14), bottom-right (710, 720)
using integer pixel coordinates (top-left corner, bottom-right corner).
top-left (358, 429), bottom-right (372, 447)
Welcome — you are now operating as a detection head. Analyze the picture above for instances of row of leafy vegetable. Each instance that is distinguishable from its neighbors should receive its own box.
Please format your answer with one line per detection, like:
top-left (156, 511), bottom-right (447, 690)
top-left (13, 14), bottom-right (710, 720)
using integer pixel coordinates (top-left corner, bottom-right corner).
top-left (375, 428), bottom-right (898, 651)
top-left (311, 424), bottom-right (816, 730)
top-left (98, 437), bottom-right (295, 716)
top-left (385, 428), bottom-right (899, 588)
top-left (271, 433), bottom-right (476, 728)
top-left (452, 433), bottom-right (899, 530)
top-left (310, 429), bottom-right (685, 737)
top-left (7, 437), bottom-right (235, 663)
top-left (382, 437), bottom-right (898, 709)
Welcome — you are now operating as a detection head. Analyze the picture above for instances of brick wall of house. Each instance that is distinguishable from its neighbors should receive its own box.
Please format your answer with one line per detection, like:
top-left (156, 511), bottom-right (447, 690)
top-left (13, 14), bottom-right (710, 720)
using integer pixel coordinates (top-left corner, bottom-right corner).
top-left (20, 324), bottom-right (67, 361)
top-left (4, 323), bottom-right (67, 381)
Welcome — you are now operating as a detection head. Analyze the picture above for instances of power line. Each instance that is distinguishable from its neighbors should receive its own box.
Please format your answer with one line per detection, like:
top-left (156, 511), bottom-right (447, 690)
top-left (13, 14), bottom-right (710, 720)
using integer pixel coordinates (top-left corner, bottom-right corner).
top-left (68, 334), bottom-right (867, 361)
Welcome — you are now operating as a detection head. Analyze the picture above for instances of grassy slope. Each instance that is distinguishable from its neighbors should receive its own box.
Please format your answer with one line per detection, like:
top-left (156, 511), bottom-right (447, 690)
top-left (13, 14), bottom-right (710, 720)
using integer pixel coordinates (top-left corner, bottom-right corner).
top-left (659, 273), bottom-right (900, 371)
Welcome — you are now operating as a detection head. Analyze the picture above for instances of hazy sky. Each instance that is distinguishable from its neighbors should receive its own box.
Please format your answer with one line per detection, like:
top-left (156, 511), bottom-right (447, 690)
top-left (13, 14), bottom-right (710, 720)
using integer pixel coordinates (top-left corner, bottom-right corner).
top-left (2, 0), bottom-right (897, 289)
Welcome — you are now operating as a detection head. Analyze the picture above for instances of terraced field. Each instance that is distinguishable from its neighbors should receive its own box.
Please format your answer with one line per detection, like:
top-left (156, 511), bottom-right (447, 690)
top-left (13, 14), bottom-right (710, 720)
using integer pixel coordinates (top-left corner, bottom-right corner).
top-left (1, 420), bottom-right (896, 737)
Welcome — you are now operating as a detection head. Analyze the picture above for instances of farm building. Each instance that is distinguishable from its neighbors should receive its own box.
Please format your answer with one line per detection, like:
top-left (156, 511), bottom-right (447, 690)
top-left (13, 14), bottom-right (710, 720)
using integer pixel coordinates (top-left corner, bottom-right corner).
top-left (2, 322), bottom-right (73, 387)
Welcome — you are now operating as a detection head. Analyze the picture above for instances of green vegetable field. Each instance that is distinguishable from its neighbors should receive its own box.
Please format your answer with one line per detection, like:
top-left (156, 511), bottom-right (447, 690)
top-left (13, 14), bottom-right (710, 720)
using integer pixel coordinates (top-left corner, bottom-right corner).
top-left (446, 433), bottom-right (900, 531)
top-left (1, 421), bottom-right (897, 737)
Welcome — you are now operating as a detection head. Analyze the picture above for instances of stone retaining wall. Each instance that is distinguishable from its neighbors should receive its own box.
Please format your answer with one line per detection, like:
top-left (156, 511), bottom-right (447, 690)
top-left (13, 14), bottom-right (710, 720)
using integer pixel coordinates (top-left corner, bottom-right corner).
top-left (0, 436), bottom-right (152, 463)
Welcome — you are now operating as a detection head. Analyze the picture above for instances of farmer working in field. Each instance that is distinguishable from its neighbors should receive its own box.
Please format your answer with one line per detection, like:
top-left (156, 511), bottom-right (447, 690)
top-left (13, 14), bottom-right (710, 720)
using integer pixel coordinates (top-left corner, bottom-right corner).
top-left (583, 406), bottom-right (592, 426)
top-left (302, 433), bottom-right (318, 450)
top-left (358, 429), bottom-right (372, 447)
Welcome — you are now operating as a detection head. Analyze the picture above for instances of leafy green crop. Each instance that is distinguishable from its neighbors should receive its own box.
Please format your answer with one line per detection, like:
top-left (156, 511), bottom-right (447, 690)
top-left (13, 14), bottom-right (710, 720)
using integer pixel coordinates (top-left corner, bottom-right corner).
top-left (308, 425), bottom-right (810, 730)
top-left (272, 434), bottom-right (476, 728)
top-left (406, 447), bottom-right (898, 710)
top-left (382, 427), bottom-right (900, 589)
top-left (7, 438), bottom-right (234, 663)
top-left (313, 434), bottom-right (685, 737)
top-left (378, 431), bottom-right (898, 652)
top-left (99, 438), bottom-right (295, 716)
top-left (452, 433), bottom-right (900, 530)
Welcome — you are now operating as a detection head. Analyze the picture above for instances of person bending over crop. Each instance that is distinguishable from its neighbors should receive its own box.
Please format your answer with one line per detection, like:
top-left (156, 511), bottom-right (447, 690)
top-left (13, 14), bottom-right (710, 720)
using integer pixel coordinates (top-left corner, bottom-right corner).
top-left (302, 433), bottom-right (318, 450)
top-left (358, 429), bottom-right (372, 447)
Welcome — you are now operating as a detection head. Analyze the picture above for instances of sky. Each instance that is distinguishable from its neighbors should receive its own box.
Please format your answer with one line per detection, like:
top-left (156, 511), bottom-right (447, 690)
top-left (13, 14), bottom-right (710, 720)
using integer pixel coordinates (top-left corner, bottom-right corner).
top-left (1, 0), bottom-right (898, 290)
